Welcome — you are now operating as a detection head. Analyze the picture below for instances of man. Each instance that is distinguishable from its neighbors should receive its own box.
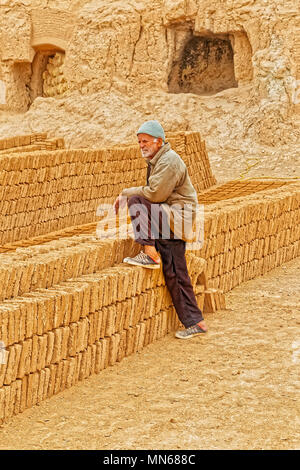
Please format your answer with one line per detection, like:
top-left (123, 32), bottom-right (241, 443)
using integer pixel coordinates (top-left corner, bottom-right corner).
top-left (114, 120), bottom-right (207, 339)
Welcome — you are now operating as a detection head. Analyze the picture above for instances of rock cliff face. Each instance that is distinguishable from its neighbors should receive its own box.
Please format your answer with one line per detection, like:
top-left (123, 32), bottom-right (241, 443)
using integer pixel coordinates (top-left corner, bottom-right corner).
top-left (0, 0), bottom-right (299, 180)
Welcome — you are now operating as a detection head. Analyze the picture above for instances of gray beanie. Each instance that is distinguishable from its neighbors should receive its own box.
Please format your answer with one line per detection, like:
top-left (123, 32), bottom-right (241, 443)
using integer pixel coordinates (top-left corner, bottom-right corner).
top-left (137, 120), bottom-right (165, 142)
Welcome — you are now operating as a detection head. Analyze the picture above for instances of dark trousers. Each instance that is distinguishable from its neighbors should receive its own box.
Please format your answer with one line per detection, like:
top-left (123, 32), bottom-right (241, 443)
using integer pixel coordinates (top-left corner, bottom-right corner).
top-left (128, 195), bottom-right (204, 328)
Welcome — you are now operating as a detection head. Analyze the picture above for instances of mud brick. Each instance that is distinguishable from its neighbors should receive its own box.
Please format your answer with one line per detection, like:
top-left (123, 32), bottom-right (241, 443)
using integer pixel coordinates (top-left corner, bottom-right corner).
top-left (101, 274), bottom-right (110, 307)
top-left (87, 313), bottom-right (96, 345)
top-left (228, 249), bottom-right (235, 272)
top-left (215, 232), bottom-right (225, 255)
top-left (94, 341), bottom-right (102, 373)
top-left (206, 257), bottom-right (214, 280)
top-left (0, 387), bottom-right (5, 422)
top-left (224, 230), bottom-right (233, 253)
top-left (29, 335), bottom-right (39, 373)
top-left (89, 282), bottom-right (100, 314)
top-left (11, 344), bottom-right (22, 384)
top-left (99, 307), bottom-right (108, 338)
top-left (162, 285), bottom-right (172, 309)
top-left (257, 258), bottom-right (264, 276)
top-left (114, 301), bottom-right (123, 333)
top-left (141, 269), bottom-right (154, 292)
top-left (18, 375), bottom-right (28, 413)
top-left (212, 254), bottom-right (220, 278)
top-left (136, 294), bottom-right (146, 325)
top-left (135, 322), bottom-right (145, 352)
top-left (27, 372), bottom-right (39, 408)
top-left (148, 289), bottom-right (158, 318)
top-left (61, 326), bottom-right (70, 359)
top-left (17, 338), bottom-right (32, 378)
top-left (90, 344), bottom-right (97, 376)
top-left (206, 236), bottom-right (216, 258)
top-left (154, 286), bottom-right (163, 312)
top-left (52, 328), bottom-right (63, 364)
top-left (79, 282), bottom-right (91, 318)
top-left (68, 323), bottom-right (78, 356)
top-left (156, 313), bottom-right (164, 340)
top-left (120, 299), bottom-right (129, 330)
top-left (46, 331), bottom-right (55, 366)
top-left (116, 269), bottom-right (130, 301)
top-left (0, 342), bottom-right (8, 387)
top-left (132, 325), bottom-right (141, 354)
top-left (36, 335), bottom-right (48, 372)
top-left (13, 379), bottom-right (22, 416)
top-left (67, 285), bottom-right (84, 323)
top-left (227, 271), bottom-right (234, 292)
top-left (127, 294), bottom-right (138, 325)
top-left (127, 295), bottom-right (139, 328)
top-left (105, 304), bottom-right (116, 336)
top-left (160, 310), bottom-right (168, 338)
top-left (130, 267), bottom-right (143, 296)
top-left (279, 229), bottom-right (286, 248)
top-left (144, 318), bottom-right (151, 345)
top-left (53, 361), bottom-right (64, 395)
top-left (126, 327), bottom-right (135, 357)
top-left (66, 357), bottom-right (76, 389)
top-left (116, 330), bottom-right (127, 363)
top-left (203, 290), bottom-right (216, 313)
top-left (59, 359), bottom-right (69, 392)
top-left (0, 306), bottom-right (9, 346)
top-left (4, 382), bottom-right (14, 420)
top-left (109, 334), bottom-right (120, 366)
top-left (8, 266), bottom-right (23, 299)
top-left (102, 337), bottom-right (110, 369)
top-left (3, 345), bottom-right (15, 385)
top-left (74, 352), bottom-right (83, 384)
top-left (148, 316), bottom-right (157, 345)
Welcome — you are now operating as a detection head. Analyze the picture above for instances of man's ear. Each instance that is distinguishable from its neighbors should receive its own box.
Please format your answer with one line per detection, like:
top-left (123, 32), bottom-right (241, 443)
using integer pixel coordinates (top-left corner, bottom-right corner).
top-left (157, 137), bottom-right (163, 147)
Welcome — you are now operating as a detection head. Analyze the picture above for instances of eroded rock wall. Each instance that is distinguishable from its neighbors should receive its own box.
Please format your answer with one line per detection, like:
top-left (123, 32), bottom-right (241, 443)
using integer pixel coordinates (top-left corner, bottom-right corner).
top-left (0, 0), bottom-right (299, 166)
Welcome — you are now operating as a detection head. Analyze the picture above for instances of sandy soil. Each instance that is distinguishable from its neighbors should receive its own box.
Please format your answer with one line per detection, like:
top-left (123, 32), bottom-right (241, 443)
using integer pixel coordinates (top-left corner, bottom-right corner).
top-left (0, 258), bottom-right (299, 450)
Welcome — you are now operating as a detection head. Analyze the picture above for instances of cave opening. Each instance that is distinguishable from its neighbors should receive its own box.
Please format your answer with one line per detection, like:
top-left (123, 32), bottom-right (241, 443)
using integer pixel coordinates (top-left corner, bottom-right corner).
top-left (168, 34), bottom-right (238, 95)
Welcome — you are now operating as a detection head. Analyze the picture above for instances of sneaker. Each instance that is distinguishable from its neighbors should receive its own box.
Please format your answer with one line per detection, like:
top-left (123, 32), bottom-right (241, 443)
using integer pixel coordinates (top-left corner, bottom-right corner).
top-left (123, 251), bottom-right (160, 269)
top-left (175, 324), bottom-right (207, 339)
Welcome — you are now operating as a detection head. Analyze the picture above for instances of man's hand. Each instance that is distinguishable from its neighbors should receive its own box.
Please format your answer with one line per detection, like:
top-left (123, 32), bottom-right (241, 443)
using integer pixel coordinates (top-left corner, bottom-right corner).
top-left (113, 194), bottom-right (127, 214)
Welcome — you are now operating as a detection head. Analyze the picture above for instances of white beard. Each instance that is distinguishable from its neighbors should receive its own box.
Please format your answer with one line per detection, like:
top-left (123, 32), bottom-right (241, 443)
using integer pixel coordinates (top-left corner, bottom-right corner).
top-left (141, 148), bottom-right (154, 158)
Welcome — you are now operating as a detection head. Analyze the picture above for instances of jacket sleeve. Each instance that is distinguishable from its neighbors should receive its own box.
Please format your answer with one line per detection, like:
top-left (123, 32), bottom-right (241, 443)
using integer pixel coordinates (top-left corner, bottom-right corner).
top-left (121, 158), bottom-right (181, 203)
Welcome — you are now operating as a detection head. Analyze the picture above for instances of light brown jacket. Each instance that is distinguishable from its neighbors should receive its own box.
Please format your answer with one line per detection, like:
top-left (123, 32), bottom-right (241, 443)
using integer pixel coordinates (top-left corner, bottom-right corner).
top-left (121, 143), bottom-right (198, 241)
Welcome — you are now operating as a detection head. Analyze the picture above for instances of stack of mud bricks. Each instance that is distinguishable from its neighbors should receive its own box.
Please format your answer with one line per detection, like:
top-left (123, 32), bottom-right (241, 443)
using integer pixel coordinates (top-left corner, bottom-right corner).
top-left (0, 131), bottom-right (213, 245)
top-left (42, 53), bottom-right (68, 98)
top-left (0, 232), bottom-right (205, 423)
top-left (1, 129), bottom-right (300, 423)
top-left (0, 133), bottom-right (65, 157)
top-left (196, 183), bottom-right (300, 292)
top-left (0, 131), bottom-right (212, 423)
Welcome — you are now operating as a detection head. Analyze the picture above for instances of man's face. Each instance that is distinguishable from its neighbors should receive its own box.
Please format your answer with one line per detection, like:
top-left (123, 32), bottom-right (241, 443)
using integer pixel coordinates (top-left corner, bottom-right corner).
top-left (138, 133), bottom-right (163, 159)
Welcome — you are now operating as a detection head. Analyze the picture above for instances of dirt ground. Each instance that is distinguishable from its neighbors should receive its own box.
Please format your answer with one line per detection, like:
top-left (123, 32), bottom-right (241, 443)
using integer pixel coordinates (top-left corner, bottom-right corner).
top-left (0, 258), bottom-right (299, 450)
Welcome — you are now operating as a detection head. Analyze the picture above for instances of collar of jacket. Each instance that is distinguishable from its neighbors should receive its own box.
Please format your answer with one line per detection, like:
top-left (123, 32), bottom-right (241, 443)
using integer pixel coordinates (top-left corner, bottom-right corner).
top-left (147, 142), bottom-right (171, 166)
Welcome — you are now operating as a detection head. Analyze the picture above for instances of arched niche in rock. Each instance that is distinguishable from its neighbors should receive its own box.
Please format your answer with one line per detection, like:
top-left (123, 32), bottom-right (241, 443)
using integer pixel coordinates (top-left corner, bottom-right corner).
top-left (29, 45), bottom-right (67, 102)
top-left (168, 28), bottom-right (253, 95)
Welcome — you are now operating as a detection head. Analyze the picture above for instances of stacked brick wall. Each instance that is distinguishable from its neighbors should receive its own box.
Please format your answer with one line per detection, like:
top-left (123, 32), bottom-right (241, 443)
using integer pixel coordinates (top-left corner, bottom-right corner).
top-left (0, 130), bottom-right (299, 423)
top-left (0, 234), bottom-right (206, 423)
top-left (0, 132), bottom-right (215, 245)
top-left (196, 182), bottom-right (300, 292)
top-left (0, 133), bottom-right (65, 155)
